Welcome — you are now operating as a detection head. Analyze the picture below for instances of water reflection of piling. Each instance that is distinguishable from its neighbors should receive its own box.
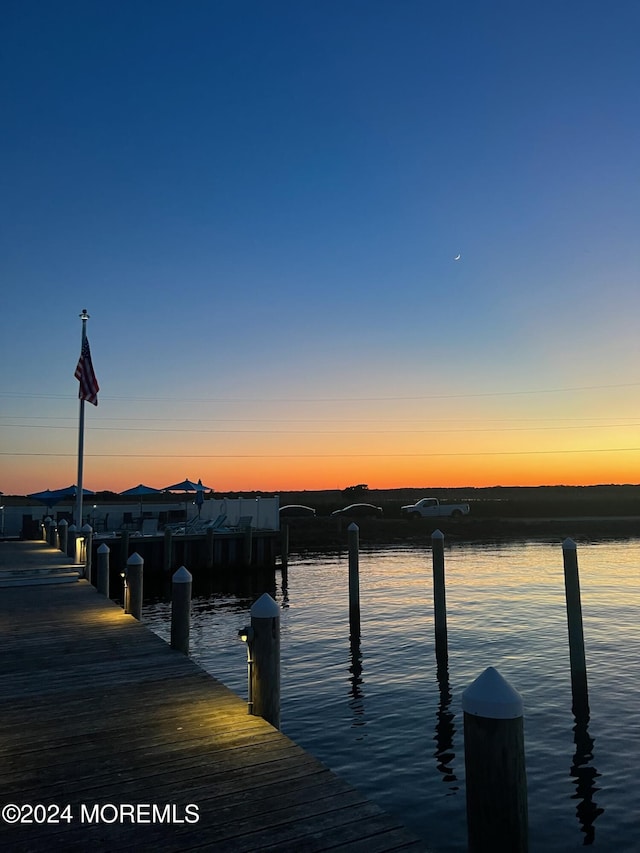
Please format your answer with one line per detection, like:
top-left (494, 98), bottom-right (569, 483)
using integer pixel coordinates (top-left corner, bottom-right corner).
top-left (347, 633), bottom-right (366, 730)
top-left (349, 629), bottom-right (363, 696)
top-left (280, 566), bottom-right (289, 608)
top-left (434, 661), bottom-right (458, 790)
top-left (571, 704), bottom-right (604, 845)
top-left (346, 523), bottom-right (364, 727)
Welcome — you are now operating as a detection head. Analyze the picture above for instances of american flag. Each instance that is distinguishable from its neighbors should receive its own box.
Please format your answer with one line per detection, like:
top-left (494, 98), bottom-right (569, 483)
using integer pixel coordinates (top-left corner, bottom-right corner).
top-left (75, 337), bottom-right (99, 406)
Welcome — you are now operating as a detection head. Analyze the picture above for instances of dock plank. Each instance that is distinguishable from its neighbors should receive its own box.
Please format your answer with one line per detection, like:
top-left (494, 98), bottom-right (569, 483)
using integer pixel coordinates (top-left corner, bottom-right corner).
top-left (0, 541), bottom-right (431, 852)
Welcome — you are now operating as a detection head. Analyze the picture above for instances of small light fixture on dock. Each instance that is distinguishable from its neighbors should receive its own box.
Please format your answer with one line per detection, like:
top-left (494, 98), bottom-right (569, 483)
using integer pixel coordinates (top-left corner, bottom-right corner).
top-left (238, 626), bottom-right (254, 714)
top-left (238, 626), bottom-right (254, 644)
top-left (121, 569), bottom-right (128, 613)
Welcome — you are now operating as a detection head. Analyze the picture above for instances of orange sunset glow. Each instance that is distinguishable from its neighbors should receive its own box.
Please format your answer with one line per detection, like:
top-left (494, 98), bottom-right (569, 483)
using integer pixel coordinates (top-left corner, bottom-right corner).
top-left (3, 385), bottom-right (639, 496)
top-left (2, 4), bottom-right (639, 499)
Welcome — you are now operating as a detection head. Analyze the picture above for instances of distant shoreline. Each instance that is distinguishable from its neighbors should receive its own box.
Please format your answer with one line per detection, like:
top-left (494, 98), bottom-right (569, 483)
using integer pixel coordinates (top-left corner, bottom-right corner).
top-left (282, 513), bottom-right (640, 551)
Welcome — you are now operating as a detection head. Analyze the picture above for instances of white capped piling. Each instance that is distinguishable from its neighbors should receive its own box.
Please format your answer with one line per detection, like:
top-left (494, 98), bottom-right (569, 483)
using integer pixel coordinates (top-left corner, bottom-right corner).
top-left (462, 666), bottom-right (528, 852)
top-left (431, 529), bottom-right (448, 667)
top-left (348, 523), bottom-right (361, 629)
top-left (562, 538), bottom-right (589, 711)
top-left (67, 524), bottom-right (77, 558)
top-left (250, 592), bottom-right (280, 728)
top-left (126, 552), bottom-right (144, 621)
top-left (170, 566), bottom-right (192, 655)
top-left (80, 523), bottom-right (93, 579)
top-left (58, 518), bottom-right (68, 554)
top-left (97, 543), bottom-right (110, 597)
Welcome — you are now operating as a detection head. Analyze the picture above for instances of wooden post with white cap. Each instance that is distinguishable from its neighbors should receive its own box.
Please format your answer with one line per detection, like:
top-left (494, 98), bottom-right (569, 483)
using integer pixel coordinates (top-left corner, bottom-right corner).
top-left (170, 566), bottom-right (192, 654)
top-left (126, 552), bottom-right (144, 621)
top-left (250, 592), bottom-right (280, 729)
top-left (462, 666), bottom-right (529, 852)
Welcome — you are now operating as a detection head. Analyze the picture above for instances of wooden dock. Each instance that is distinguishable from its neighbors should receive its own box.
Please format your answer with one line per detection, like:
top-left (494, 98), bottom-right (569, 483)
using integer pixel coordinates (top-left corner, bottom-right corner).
top-left (0, 541), bottom-right (431, 852)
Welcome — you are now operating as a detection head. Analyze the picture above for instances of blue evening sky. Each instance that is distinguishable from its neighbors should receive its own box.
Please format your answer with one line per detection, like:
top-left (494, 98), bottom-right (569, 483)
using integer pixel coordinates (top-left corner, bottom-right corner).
top-left (2, 1), bottom-right (639, 493)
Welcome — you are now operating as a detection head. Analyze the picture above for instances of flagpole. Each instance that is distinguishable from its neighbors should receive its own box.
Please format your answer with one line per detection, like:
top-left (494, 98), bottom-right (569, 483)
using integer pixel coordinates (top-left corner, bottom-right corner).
top-left (76, 309), bottom-right (90, 528)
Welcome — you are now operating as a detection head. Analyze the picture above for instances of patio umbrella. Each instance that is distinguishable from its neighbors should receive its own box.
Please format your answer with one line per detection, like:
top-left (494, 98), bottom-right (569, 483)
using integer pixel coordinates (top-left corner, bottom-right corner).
top-left (54, 484), bottom-right (96, 499)
top-left (119, 483), bottom-right (163, 518)
top-left (27, 488), bottom-right (61, 509)
top-left (163, 478), bottom-right (211, 524)
top-left (195, 479), bottom-right (205, 517)
top-left (28, 485), bottom-right (95, 509)
top-left (162, 478), bottom-right (211, 493)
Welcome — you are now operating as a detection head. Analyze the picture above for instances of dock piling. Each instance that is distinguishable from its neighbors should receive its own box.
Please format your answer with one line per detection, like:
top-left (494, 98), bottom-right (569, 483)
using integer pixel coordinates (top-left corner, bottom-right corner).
top-left (120, 529), bottom-right (130, 568)
top-left (126, 552), bottom-right (144, 621)
top-left (243, 523), bottom-right (253, 566)
top-left (163, 528), bottom-right (173, 573)
top-left (462, 666), bottom-right (528, 852)
top-left (205, 527), bottom-right (214, 570)
top-left (280, 522), bottom-right (289, 572)
top-left (431, 529), bottom-right (448, 668)
top-left (250, 592), bottom-right (280, 728)
top-left (97, 543), bottom-right (110, 597)
top-left (562, 538), bottom-right (589, 713)
top-left (67, 524), bottom-right (77, 558)
top-left (170, 566), bottom-right (192, 654)
top-left (348, 523), bottom-right (361, 633)
top-left (58, 518), bottom-right (68, 554)
top-left (80, 524), bottom-right (93, 579)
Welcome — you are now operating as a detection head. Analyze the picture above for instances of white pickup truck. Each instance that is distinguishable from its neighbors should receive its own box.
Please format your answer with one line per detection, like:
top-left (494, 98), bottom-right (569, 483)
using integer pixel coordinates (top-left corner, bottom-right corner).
top-left (401, 497), bottom-right (470, 520)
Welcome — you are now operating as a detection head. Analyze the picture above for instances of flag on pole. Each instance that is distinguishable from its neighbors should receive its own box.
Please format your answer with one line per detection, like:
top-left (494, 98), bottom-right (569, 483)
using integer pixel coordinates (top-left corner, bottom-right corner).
top-left (75, 337), bottom-right (99, 406)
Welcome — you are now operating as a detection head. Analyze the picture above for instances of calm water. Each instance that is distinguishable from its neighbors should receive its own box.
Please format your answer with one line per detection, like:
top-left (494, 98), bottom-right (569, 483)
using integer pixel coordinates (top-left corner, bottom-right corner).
top-left (144, 538), bottom-right (640, 852)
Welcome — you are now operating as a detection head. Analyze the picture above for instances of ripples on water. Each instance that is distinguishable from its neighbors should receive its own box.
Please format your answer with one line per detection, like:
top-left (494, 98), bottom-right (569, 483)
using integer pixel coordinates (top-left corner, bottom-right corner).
top-left (144, 538), bottom-right (640, 852)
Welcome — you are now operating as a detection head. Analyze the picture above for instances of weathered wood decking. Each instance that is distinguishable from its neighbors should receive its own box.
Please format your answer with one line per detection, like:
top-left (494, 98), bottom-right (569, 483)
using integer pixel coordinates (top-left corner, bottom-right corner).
top-left (0, 541), bottom-right (430, 852)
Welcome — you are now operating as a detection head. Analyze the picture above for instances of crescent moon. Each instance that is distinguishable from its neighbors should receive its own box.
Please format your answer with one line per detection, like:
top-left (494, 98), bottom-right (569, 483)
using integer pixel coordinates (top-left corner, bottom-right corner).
top-left (454, 254), bottom-right (461, 261)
